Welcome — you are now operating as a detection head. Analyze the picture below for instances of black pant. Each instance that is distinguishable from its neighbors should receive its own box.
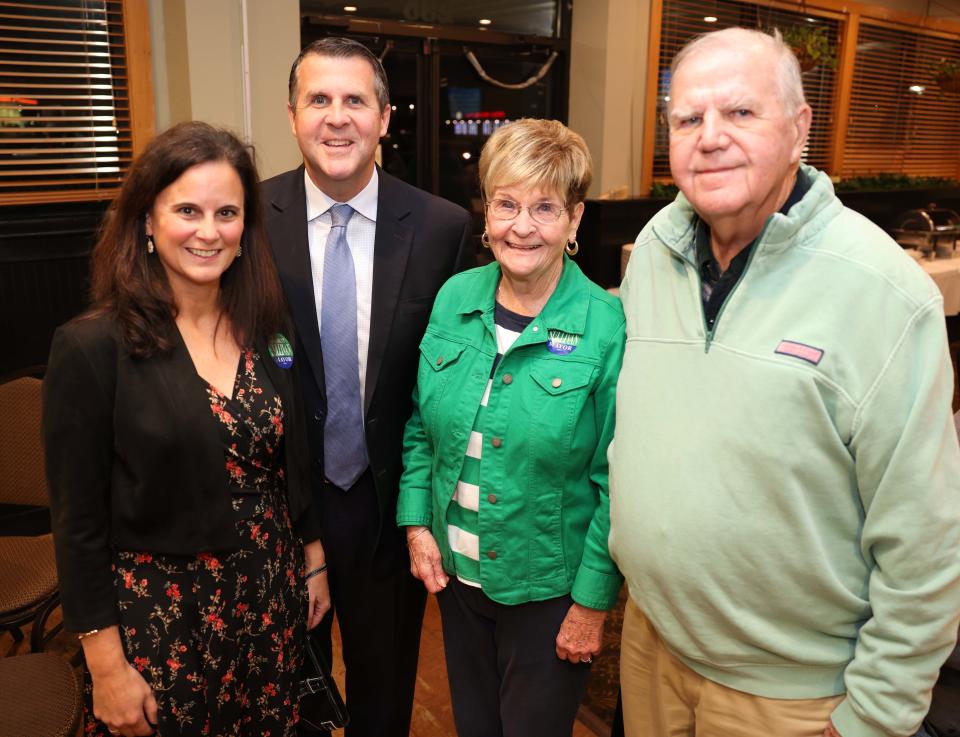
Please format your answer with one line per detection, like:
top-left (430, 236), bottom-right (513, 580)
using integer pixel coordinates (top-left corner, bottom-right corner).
top-left (307, 470), bottom-right (427, 737)
top-left (437, 578), bottom-right (592, 737)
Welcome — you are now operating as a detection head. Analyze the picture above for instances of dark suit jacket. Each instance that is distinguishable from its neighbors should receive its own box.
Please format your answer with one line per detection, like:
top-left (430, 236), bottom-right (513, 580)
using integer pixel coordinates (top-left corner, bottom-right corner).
top-left (262, 166), bottom-right (473, 563)
top-left (43, 313), bottom-right (318, 632)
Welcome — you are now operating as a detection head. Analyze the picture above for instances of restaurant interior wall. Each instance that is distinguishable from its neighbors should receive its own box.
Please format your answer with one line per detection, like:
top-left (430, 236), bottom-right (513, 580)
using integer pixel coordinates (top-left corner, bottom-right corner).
top-left (569, 0), bottom-right (653, 199)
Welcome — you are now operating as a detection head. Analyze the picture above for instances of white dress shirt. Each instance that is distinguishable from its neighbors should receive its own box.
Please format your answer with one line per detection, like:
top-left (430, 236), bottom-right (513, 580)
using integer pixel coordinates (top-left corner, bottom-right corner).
top-left (305, 168), bottom-right (378, 403)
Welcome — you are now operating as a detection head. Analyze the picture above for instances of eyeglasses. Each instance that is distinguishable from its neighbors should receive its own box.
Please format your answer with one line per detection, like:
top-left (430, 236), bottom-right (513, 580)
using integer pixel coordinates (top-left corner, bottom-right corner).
top-left (485, 198), bottom-right (567, 225)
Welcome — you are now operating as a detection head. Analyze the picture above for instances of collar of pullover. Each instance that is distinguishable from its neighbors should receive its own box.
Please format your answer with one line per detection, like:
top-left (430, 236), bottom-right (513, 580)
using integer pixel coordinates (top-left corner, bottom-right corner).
top-left (651, 164), bottom-right (843, 262)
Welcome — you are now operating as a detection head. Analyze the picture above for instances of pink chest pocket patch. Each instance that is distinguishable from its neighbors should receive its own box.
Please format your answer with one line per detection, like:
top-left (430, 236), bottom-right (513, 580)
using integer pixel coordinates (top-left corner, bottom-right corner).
top-left (775, 340), bottom-right (824, 366)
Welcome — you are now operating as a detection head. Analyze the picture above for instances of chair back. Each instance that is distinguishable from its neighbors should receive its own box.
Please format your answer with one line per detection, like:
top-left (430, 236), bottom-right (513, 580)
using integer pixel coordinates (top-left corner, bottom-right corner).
top-left (0, 376), bottom-right (48, 507)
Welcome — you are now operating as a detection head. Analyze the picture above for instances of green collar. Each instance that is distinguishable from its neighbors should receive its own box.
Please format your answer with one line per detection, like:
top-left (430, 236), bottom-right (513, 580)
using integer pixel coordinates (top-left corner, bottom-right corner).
top-left (455, 254), bottom-right (591, 337)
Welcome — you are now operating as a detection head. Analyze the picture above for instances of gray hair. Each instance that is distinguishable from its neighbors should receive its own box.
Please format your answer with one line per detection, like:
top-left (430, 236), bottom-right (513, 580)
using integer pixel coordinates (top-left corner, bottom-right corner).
top-left (669, 27), bottom-right (806, 116)
top-left (288, 37), bottom-right (390, 111)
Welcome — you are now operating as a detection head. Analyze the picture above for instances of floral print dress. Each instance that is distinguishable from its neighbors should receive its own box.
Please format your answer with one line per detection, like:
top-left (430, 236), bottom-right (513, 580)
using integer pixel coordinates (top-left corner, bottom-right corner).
top-left (84, 350), bottom-right (307, 737)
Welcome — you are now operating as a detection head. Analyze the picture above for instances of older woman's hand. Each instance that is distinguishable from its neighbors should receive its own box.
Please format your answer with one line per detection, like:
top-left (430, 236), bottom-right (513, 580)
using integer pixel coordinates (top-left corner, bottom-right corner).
top-left (406, 526), bottom-right (449, 593)
top-left (555, 603), bottom-right (607, 664)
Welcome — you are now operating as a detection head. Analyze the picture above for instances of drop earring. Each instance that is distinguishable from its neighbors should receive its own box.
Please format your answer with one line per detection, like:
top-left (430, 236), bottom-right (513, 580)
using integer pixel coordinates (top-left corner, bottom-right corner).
top-left (146, 235), bottom-right (155, 254)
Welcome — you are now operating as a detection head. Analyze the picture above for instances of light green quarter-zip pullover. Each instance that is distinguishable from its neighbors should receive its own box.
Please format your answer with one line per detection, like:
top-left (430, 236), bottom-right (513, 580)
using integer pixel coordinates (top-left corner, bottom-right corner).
top-left (610, 166), bottom-right (960, 737)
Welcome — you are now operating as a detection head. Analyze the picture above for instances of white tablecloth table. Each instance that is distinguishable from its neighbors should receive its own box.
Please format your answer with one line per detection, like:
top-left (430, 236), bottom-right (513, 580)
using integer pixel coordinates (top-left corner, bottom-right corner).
top-left (920, 255), bottom-right (960, 317)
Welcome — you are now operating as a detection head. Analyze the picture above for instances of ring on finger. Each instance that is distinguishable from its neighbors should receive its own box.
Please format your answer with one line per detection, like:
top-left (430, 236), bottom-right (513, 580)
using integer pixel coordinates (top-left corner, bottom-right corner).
top-left (583, 656), bottom-right (593, 663)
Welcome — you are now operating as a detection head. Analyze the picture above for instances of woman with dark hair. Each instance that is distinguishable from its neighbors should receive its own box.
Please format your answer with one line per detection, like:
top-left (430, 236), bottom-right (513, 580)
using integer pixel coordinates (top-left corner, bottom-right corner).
top-left (43, 121), bottom-right (328, 737)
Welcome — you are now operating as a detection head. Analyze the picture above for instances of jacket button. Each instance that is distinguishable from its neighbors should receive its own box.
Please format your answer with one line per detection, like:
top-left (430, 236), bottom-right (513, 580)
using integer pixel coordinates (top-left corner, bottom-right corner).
top-left (436, 356), bottom-right (444, 365)
top-left (487, 494), bottom-right (497, 504)
top-left (314, 411), bottom-right (323, 421)
top-left (486, 550), bottom-right (497, 560)
top-left (502, 373), bottom-right (513, 385)
top-left (551, 377), bottom-right (562, 388)
top-left (491, 437), bottom-right (502, 448)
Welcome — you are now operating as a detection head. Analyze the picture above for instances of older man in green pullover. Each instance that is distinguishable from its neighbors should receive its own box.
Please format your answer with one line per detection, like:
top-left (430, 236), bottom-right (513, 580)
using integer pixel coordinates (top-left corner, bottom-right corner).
top-left (609, 26), bottom-right (960, 737)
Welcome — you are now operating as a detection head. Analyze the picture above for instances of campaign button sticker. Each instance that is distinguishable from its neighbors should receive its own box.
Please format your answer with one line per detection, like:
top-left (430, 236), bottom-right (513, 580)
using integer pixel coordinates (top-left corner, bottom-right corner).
top-left (546, 329), bottom-right (579, 356)
top-left (269, 333), bottom-right (294, 369)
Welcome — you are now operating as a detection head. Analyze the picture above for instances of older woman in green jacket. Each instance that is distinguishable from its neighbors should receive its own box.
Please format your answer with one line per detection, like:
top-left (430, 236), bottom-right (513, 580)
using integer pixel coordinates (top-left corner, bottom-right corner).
top-left (397, 118), bottom-right (625, 737)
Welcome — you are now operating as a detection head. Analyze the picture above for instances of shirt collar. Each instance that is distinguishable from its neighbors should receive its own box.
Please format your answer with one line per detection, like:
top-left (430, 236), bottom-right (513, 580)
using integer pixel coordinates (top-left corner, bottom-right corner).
top-left (304, 167), bottom-right (379, 223)
top-left (695, 168), bottom-right (812, 273)
top-left (455, 255), bottom-right (591, 337)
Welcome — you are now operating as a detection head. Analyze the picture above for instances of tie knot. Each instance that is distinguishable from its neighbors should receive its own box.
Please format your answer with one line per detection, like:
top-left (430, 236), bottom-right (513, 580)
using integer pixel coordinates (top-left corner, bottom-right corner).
top-left (330, 204), bottom-right (354, 228)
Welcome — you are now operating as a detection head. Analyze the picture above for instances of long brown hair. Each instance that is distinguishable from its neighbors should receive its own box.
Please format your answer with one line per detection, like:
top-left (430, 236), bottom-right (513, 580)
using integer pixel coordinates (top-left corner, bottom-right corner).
top-left (89, 121), bottom-right (288, 358)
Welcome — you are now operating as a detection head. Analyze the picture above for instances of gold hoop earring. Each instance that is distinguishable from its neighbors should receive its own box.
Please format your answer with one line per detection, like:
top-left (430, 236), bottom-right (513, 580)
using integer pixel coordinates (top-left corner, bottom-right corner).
top-left (146, 235), bottom-right (155, 254)
top-left (565, 240), bottom-right (579, 256)
top-left (481, 231), bottom-right (492, 249)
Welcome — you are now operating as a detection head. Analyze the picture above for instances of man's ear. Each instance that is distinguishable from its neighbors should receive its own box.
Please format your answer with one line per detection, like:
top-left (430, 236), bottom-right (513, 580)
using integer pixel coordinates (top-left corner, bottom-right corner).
top-left (287, 103), bottom-right (297, 137)
top-left (791, 104), bottom-right (813, 165)
top-left (379, 103), bottom-right (391, 138)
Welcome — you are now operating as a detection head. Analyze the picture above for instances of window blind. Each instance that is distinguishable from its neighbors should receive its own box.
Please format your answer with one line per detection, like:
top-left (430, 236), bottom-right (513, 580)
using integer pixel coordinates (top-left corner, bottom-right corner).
top-left (0, 0), bottom-right (133, 204)
top-left (841, 20), bottom-right (960, 178)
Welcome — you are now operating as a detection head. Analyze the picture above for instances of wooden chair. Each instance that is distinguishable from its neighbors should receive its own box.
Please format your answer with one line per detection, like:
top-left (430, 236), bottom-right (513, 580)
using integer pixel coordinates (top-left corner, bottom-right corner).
top-left (0, 653), bottom-right (81, 737)
top-left (0, 375), bottom-right (60, 654)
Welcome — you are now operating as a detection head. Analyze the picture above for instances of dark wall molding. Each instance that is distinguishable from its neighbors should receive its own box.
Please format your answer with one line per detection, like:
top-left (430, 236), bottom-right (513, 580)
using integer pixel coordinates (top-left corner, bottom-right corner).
top-left (0, 202), bottom-right (107, 375)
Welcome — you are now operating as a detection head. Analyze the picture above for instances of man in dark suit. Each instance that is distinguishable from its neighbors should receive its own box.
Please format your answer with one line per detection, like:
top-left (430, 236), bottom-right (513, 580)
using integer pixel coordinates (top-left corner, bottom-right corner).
top-left (262, 37), bottom-right (473, 737)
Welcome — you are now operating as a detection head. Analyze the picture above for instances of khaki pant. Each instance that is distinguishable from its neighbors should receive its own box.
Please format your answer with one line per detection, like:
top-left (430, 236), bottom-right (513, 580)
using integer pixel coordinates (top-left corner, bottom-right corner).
top-left (620, 598), bottom-right (844, 737)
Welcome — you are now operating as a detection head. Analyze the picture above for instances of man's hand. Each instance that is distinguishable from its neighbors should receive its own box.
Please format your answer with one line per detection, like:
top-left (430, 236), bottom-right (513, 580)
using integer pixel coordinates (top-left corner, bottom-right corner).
top-left (555, 602), bottom-right (607, 664)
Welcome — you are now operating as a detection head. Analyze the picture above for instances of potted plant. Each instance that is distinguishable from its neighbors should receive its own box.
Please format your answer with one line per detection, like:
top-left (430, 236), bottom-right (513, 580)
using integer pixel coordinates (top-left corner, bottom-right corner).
top-left (781, 25), bottom-right (836, 73)
top-left (934, 58), bottom-right (960, 94)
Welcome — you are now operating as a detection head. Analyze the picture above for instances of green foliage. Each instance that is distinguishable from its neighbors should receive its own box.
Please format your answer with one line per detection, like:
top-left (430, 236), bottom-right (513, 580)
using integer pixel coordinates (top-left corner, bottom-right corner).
top-left (935, 57), bottom-right (960, 79)
top-left (649, 182), bottom-right (679, 199)
top-left (834, 173), bottom-right (960, 191)
top-left (781, 25), bottom-right (836, 70)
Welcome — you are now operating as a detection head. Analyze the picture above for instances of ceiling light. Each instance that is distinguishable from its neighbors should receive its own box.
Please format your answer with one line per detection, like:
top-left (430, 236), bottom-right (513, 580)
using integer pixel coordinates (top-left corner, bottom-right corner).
top-left (344, 5), bottom-right (357, 11)
top-left (479, 18), bottom-right (492, 25)
top-left (462, 152), bottom-right (472, 160)
top-left (806, 16), bottom-right (816, 22)
top-left (703, 15), bottom-right (718, 22)
top-left (909, 85), bottom-right (925, 93)
top-left (409, 103), bottom-right (415, 110)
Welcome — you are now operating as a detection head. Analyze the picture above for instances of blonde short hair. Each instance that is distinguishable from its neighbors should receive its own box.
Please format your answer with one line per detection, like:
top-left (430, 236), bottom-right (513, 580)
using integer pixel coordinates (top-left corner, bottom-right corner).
top-left (479, 119), bottom-right (592, 207)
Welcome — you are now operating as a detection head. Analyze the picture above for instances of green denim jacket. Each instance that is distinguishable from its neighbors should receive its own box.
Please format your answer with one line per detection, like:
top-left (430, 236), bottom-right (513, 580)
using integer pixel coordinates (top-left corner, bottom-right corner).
top-left (397, 257), bottom-right (625, 610)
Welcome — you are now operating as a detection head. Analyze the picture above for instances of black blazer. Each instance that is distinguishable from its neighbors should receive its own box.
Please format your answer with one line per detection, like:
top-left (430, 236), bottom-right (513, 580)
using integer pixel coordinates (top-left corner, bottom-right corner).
top-left (43, 313), bottom-right (318, 632)
top-left (262, 167), bottom-right (474, 562)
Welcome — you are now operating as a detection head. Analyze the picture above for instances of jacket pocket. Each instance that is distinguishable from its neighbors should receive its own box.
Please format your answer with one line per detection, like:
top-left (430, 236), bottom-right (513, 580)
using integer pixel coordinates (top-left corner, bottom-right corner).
top-left (420, 333), bottom-right (468, 373)
top-left (529, 361), bottom-right (595, 396)
top-left (416, 333), bottom-right (473, 437)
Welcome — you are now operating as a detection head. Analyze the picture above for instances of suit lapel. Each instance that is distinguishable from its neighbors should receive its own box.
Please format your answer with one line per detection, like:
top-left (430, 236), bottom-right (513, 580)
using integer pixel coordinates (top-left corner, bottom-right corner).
top-left (366, 170), bottom-right (413, 412)
top-left (266, 167), bottom-right (325, 396)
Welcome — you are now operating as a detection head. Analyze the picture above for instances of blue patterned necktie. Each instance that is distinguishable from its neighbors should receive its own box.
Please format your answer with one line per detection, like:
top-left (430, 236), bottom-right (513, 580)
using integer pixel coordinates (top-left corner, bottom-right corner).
top-left (320, 204), bottom-right (367, 489)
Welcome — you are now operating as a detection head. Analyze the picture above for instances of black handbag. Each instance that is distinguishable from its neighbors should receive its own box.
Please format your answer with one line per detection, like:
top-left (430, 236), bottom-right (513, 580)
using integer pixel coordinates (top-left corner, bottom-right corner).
top-left (298, 630), bottom-right (349, 733)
